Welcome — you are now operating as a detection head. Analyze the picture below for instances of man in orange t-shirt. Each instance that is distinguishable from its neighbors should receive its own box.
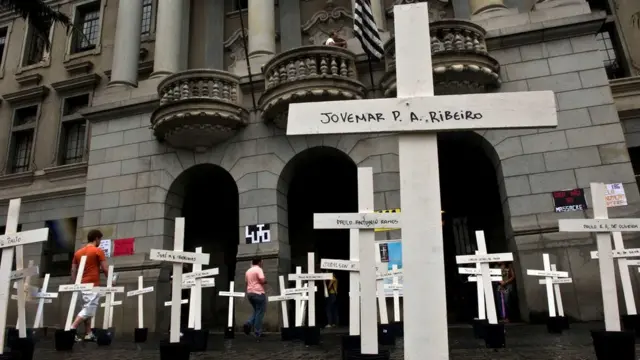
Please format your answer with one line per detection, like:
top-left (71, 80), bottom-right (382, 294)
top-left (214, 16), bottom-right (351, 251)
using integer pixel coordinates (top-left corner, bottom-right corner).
top-left (69, 229), bottom-right (110, 341)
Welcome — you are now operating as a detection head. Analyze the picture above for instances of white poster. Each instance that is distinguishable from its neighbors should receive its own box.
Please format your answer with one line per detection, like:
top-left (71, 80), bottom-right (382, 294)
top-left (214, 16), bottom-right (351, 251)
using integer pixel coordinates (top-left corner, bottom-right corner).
top-left (376, 240), bottom-right (403, 297)
top-left (99, 239), bottom-right (112, 257)
top-left (605, 183), bottom-right (627, 208)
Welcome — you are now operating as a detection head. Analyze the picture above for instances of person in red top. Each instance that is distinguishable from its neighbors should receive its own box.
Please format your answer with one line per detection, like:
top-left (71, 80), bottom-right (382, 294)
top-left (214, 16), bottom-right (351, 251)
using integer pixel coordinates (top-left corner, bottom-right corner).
top-left (69, 229), bottom-right (110, 341)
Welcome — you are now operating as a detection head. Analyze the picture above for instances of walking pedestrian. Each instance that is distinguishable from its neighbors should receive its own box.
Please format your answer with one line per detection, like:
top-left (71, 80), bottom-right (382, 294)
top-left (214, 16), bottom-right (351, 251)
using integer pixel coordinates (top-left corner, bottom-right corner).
top-left (243, 257), bottom-right (267, 337)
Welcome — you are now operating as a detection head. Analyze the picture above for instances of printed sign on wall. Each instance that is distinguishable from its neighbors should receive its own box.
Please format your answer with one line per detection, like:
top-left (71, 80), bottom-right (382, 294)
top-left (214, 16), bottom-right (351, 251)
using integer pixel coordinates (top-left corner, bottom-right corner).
top-left (605, 183), bottom-right (627, 208)
top-left (245, 224), bottom-right (271, 244)
top-left (99, 239), bottom-right (112, 257)
top-left (552, 188), bottom-right (587, 213)
top-left (112, 238), bottom-right (135, 256)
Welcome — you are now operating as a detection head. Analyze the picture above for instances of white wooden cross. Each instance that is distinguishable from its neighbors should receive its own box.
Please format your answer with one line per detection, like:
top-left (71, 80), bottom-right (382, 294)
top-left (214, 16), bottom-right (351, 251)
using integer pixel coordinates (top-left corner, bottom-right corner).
top-left (320, 256), bottom-right (360, 334)
top-left (286, 2), bottom-right (557, 358)
top-left (59, 255), bottom-right (94, 330)
top-left (218, 281), bottom-right (245, 329)
top-left (559, 182), bottom-right (640, 331)
top-left (291, 266), bottom-right (309, 327)
top-left (456, 231), bottom-right (513, 325)
top-left (374, 242), bottom-right (390, 326)
top-left (0, 199), bottom-right (50, 350)
top-left (458, 259), bottom-right (501, 321)
top-left (97, 265), bottom-right (124, 329)
top-left (526, 254), bottom-right (569, 318)
top-left (33, 273), bottom-right (57, 328)
top-left (13, 260), bottom-right (38, 329)
top-left (537, 264), bottom-right (572, 318)
top-left (99, 296), bottom-right (122, 328)
top-left (288, 253), bottom-right (332, 330)
top-left (268, 276), bottom-right (303, 329)
top-left (126, 275), bottom-right (155, 329)
top-left (388, 264), bottom-right (402, 322)
top-left (314, 167), bottom-right (399, 354)
top-left (150, 217), bottom-right (210, 343)
top-left (589, 232), bottom-right (640, 316)
top-left (183, 247), bottom-right (218, 330)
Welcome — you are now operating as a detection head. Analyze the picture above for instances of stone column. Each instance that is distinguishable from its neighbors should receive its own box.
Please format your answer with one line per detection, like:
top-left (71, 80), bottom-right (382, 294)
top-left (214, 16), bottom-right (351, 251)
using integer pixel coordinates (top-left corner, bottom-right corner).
top-left (279, 0), bottom-right (302, 51)
top-left (248, 0), bottom-right (276, 57)
top-left (109, 0), bottom-right (143, 87)
top-left (469, 0), bottom-right (507, 15)
top-left (204, 0), bottom-right (225, 68)
top-left (151, 0), bottom-right (184, 77)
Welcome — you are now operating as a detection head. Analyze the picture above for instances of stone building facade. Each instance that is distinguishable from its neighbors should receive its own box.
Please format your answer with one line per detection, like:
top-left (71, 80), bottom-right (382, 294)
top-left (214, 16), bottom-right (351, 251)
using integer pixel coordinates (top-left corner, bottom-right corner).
top-left (0, 0), bottom-right (639, 333)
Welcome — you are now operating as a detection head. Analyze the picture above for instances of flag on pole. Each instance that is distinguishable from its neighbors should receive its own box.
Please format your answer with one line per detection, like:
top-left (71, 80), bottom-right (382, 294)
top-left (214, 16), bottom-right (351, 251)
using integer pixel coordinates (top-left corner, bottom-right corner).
top-left (354, 0), bottom-right (384, 60)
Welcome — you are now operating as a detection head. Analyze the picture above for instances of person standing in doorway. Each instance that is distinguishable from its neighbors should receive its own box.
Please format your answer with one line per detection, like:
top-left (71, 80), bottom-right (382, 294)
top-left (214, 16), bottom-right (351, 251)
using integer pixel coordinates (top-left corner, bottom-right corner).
top-left (325, 271), bottom-right (339, 328)
top-left (244, 257), bottom-right (267, 337)
top-left (69, 229), bottom-right (110, 342)
top-left (496, 261), bottom-right (516, 323)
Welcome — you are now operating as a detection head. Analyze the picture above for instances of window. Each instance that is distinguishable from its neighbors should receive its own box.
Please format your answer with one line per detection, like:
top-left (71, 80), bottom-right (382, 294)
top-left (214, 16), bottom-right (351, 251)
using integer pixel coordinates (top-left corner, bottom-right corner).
top-left (230, 0), bottom-right (248, 11)
top-left (0, 27), bottom-right (8, 67)
top-left (628, 146), bottom-right (640, 190)
top-left (7, 105), bottom-right (38, 174)
top-left (22, 19), bottom-right (52, 66)
top-left (595, 23), bottom-right (627, 79)
top-left (141, 0), bottom-right (153, 36)
top-left (43, 218), bottom-right (77, 277)
top-left (58, 94), bottom-right (89, 165)
top-left (71, 1), bottom-right (101, 54)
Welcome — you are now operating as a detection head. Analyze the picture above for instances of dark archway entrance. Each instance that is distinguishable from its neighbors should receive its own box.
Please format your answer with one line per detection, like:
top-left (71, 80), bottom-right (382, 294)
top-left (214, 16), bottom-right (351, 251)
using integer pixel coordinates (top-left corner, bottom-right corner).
top-left (284, 147), bottom-right (358, 328)
top-left (438, 132), bottom-right (515, 323)
top-left (168, 164), bottom-right (239, 329)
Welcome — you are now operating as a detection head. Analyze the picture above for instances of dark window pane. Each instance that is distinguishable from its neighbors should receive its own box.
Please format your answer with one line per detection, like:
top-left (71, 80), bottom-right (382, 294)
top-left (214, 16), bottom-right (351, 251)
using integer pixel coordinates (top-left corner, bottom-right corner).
top-left (73, 2), bottom-right (101, 53)
top-left (43, 218), bottom-right (77, 277)
top-left (141, 0), bottom-right (153, 35)
top-left (24, 20), bottom-right (51, 66)
top-left (11, 131), bottom-right (33, 173)
top-left (0, 27), bottom-right (7, 65)
top-left (62, 121), bottom-right (86, 164)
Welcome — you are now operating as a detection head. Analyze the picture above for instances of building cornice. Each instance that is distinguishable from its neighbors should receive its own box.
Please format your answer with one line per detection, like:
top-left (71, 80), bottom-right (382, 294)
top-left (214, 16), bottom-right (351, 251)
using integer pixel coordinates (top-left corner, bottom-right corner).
top-left (81, 94), bottom-right (158, 123)
top-left (51, 73), bottom-right (101, 94)
top-left (0, 184), bottom-right (86, 204)
top-left (2, 85), bottom-right (50, 105)
top-left (611, 76), bottom-right (640, 120)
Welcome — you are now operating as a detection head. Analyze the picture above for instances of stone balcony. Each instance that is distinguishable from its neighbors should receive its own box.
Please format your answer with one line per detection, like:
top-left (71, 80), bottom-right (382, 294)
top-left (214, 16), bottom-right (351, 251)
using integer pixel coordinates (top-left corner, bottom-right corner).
top-left (151, 70), bottom-right (249, 151)
top-left (381, 19), bottom-right (500, 97)
top-left (259, 46), bottom-right (366, 128)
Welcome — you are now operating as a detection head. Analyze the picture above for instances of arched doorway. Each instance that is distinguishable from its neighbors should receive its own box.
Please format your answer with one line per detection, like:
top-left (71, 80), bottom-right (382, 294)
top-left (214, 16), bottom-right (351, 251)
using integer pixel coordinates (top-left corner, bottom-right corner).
top-left (281, 147), bottom-right (358, 328)
top-left (167, 164), bottom-right (239, 329)
top-left (438, 132), bottom-right (514, 323)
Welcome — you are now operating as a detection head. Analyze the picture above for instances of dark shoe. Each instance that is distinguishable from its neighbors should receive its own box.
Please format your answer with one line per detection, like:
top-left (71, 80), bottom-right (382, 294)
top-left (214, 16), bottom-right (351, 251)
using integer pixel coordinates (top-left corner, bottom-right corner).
top-left (243, 323), bottom-right (251, 335)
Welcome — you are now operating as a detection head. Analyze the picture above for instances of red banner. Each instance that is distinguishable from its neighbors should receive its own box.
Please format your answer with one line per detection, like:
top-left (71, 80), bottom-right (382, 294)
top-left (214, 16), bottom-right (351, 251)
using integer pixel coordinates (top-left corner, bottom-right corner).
top-left (112, 238), bottom-right (134, 256)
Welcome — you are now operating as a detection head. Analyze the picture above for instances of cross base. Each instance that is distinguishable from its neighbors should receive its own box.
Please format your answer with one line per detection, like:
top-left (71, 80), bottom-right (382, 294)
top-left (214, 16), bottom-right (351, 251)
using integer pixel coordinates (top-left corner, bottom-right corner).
top-left (547, 316), bottom-right (564, 334)
top-left (134, 328), bottom-right (148, 343)
top-left (159, 341), bottom-right (190, 360)
top-left (592, 330), bottom-right (636, 360)
top-left (484, 323), bottom-right (506, 349)
top-left (280, 327), bottom-right (295, 341)
top-left (304, 326), bottom-right (321, 346)
top-left (181, 328), bottom-right (208, 352)
top-left (224, 327), bottom-right (234, 339)
top-left (343, 349), bottom-right (391, 360)
top-left (621, 314), bottom-right (640, 336)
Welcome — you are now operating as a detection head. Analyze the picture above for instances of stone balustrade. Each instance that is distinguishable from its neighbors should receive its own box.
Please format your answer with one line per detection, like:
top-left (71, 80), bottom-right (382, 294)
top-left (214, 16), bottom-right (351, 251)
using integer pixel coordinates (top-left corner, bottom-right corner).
top-left (259, 46), bottom-right (365, 128)
top-left (381, 19), bottom-right (500, 97)
top-left (151, 69), bottom-right (248, 151)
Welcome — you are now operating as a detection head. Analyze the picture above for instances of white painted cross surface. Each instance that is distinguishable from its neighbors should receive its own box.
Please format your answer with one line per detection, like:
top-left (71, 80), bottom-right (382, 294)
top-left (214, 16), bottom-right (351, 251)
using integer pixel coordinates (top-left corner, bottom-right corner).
top-left (34, 273), bottom-right (57, 328)
top-left (459, 252), bottom-right (501, 321)
top-left (374, 243), bottom-right (390, 325)
top-left (188, 247), bottom-right (203, 330)
top-left (271, 276), bottom-right (291, 328)
top-left (126, 276), bottom-right (154, 329)
top-left (390, 264), bottom-right (402, 322)
top-left (559, 182), bottom-right (633, 331)
top-left (218, 281), bottom-right (245, 328)
top-left (313, 167), bottom-right (379, 354)
top-left (0, 199), bottom-right (49, 347)
top-left (100, 297), bottom-right (122, 328)
top-left (288, 253), bottom-right (332, 330)
top-left (526, 254), bottom-right (568, 317)
top-left (102, 266), bottom-right (116, 329)
top-left (456, 231), bottom-right (513, 326)
top-left (291, 266), bottom-right (307, 327)
top-left (15, 260), bottom-right (37, 329)
top-left (539, 264), bottom-right (572, 317)
top-left (286, 3), bottom-right (558, 359)
top-left (60, 256), bottom-right (93, 330)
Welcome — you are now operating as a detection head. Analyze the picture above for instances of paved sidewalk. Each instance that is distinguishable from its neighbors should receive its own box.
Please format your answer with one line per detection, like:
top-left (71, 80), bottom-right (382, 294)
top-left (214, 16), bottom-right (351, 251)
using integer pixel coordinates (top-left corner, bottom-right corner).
top-left (19, 323), bottom-right (633, 359)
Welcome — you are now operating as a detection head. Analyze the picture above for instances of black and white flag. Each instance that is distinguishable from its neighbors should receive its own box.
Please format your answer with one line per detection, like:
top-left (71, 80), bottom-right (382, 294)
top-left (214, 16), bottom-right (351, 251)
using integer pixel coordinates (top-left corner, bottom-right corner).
top-left (354, 0), bottom-right (384, 60)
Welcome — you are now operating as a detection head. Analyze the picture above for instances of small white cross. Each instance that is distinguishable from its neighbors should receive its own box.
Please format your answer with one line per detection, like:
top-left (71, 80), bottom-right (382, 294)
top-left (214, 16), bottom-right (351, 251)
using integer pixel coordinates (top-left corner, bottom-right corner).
top-left (126, 275), bottom-right (154, 329)
top-left (150, 218), bottom-right (210, 343)
top-left (560, 182), bottom-right (640, 331)
top-left (184, 247), bottom-right (218, 331)
top-left (33, 273), bottom-right (57, 328)
top-left (218, 281), bottom-right (245, 329)
top-left (526, 254), bottom-right (569, 318)
top-left (59, 256), bottom-right (94, 331)
top-left (288, 253), bottom-right (333, 329)
top-left (459, 254), bottom-right (502, 320)
top-left (269, 275), bottom-right (308, 329)
top-left (537, 264), bottom-right (572, 317)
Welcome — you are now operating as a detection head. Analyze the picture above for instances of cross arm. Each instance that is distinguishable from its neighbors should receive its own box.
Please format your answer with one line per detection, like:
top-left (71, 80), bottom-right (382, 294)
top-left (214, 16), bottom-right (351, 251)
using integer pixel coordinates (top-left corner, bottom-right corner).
top-left (314, 213), bottom-right (400, 229)
top-left (559, 219), bottom-right (640, 232)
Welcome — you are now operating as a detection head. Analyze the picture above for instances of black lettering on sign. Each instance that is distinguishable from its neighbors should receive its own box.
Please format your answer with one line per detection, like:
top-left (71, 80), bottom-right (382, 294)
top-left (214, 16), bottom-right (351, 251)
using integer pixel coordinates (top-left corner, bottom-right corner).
top-left (319, 110), bottom-right (484, 125)
top-left (245, 224), bottom-right (271, 244)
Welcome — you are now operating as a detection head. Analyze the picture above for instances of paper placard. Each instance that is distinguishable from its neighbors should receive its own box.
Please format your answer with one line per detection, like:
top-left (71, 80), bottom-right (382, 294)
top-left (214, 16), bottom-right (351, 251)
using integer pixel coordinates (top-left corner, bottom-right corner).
top-left (183, 268), bottom-right (219, 281)
top-left (468, 276), bottom-right (502, 282)
top-left (93, 286), bottom-right (125, 294)
top-left (99, 239), bottom-right (112, 257)
top-left (127, 287), bottom-right (154, 297)
top-left (376, 268), bottom-right (404, 280)
top-left (164, 299), bottom-right (188, 306)
top-left (101, 300), bottom-right (122, 307)
top-left (605, 183), bottom-right (627, 208)
top-left (112, 238), bottom-right (134, 257)
top-left (559, 219), bottom-right (640, 232)
top-left (526, 269), bottom-right (569, 278)
top-left (284, 287), bottom-right (317, 295)
top-left (383, 284), bottom-right (403, 290)
top-left (219, 291), bottom-right (245, 297)
top-left (320, 259), bottom-right (359, 271)
top-left (59, 283), bottom-right (94, 292)
top-left (0, 228), bottom-right (49, 249)
top-left (458, 267), bottom-right (501, 275)
top-left (314, 213), bottom-right (401, 229)
top-left (288, 273), bottom-right (333, 281)
top-left (34, 292), bottom-right (58, 299)
top-left (455, 253), bottom-right (513, 265)
top-left (150, 249), bottom-right (210, 265)
top-left (538, 278), bottom-right (573, 284)
top-left (268, 294), bottom-right (299, 302)
top-left (590, 248), bottom-right (640, 259)
top-left (182, 278), bottom-right (215, 288)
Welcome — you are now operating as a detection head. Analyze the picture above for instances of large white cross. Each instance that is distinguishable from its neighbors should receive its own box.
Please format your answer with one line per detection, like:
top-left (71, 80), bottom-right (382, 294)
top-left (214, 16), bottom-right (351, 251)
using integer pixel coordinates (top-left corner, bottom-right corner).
top-left (33, 273), bottom-right (57, 328)
top-left (589, 232), bottom-right (640, 316)
top-left (150, 217), bottom-right (210, 343)
top-left (456, 231), bottom-right (513, 325)
top-left (183, 247), bottom-right (218, 330)
top-left (526, 254), bottom-right (569, 318)
top-left (59, 256), bottom-right (94, 330)
top-left (537, 264), bottom-right (572, 318)
top-left (96, 265), bottom-right (124, 329)
top-left (126, 275), bottom-right (154, 329)
top-left (0, 199), bottom-right (49, 350)
top-left (218, 281), bottom-right (245, 329)
top-left (559, 182), bottom-right (640, 331)
top-left (288, 253), bottom-right (332, 329)
top-left (286, 3), bottom-right (557, 358)
top-left (314, 167), bottom-right (400, 354)
top-left (268, 275), bottom-right (302, 329)
top-left (458, 260), bottom-right (501, 321)
top-left (291, 266), bottom-right (308, 327)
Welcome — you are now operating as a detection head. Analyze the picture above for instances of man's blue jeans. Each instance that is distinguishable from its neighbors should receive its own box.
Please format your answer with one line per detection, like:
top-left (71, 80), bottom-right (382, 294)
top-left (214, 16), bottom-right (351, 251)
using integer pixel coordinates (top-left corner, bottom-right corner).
top-left (245, 293), bottom-right (266, 335)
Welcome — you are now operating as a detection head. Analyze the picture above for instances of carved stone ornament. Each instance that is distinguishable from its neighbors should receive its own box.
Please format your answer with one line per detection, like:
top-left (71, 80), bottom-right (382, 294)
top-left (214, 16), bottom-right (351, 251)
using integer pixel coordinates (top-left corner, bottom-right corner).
top-left (386, 0), bottom-right (453, 22)
top-left (301, 1), bottom-right (354, 46)
top-left (223, 28), bottom-right (248, 72)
